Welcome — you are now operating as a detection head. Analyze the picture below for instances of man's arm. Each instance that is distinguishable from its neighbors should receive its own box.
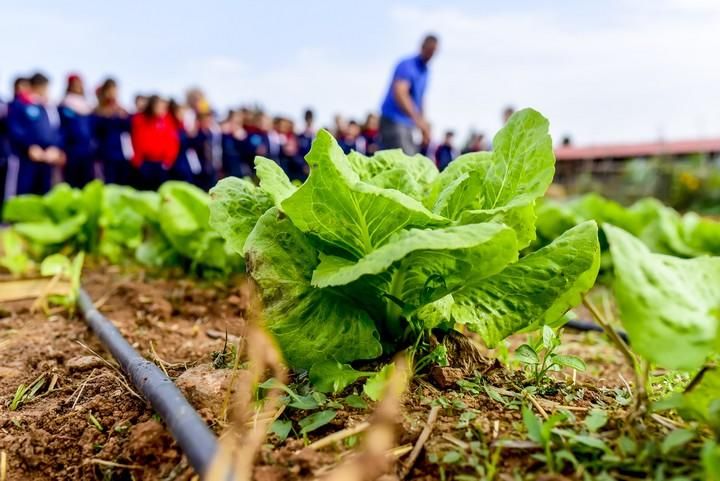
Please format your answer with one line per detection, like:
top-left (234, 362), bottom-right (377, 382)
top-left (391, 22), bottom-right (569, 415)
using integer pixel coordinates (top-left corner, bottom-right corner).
top-left (392, 79), bottom-right (430, 142)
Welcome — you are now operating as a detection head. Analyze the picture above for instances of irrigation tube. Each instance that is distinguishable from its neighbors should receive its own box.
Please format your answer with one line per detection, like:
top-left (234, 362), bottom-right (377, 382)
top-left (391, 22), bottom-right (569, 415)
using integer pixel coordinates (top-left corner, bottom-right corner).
top-left (565, 319), bottom-right (630, 344)
top-left (77, 288), bottom-right (220, 478)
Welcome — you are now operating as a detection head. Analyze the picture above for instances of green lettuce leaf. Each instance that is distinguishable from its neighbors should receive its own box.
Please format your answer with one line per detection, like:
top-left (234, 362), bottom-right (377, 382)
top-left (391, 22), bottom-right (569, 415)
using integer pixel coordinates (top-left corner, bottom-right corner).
top-left (13, 214), bottom-right (87, 245)
top-left (209, 176), bottom-right (273, 255)
top-left (682, 212), bottom-right (720, 256)
top-left (2, 194), bottom-right (46, 222)
top-left (311, 222), bottom-right (516, 289)
top-left (254, 156), bottom-right (298, 207)
top-left (347, 149), bottom-right (438, 201)
top-left (474, 109), bottom-right (555, 212)
top-left (244, 207), bottom-right (382, 368)
top-left (679, 367), bottom-right (720, 433)
top-left (453, 221), bottom-right (600, 346)
top-left (427, 109), bottom-right (554, 250)
top-left (604, 224), bottom-right (720, 370)
top-left (426, 152), bottom-right (492, 208)
top-left (308, 361), bottom-right (373, 393)
top-left (281, 130), bottom-right (446, 259)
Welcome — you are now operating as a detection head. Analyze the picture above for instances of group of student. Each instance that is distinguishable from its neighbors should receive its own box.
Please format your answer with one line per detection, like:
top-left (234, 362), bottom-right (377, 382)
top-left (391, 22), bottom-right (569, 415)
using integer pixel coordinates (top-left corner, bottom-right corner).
top-left (0, 72), bottom-right (491, 211)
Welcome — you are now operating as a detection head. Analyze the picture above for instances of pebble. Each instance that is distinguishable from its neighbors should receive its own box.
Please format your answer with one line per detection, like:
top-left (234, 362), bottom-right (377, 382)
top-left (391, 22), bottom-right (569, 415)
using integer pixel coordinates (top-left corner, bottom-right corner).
top-left (66, 355), bottom-right (105, 372)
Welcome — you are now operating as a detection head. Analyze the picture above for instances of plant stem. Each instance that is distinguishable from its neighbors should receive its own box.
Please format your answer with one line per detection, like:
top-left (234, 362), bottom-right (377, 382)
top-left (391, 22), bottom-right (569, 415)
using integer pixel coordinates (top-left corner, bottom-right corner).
top-left (582, 296), bottom-right (647, 412)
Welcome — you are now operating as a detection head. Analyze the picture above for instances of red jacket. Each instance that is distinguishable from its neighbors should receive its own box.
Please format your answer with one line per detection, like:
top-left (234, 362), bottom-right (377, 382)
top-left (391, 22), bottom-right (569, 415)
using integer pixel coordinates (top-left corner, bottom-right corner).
top-left (131, 113), bottom-right (180, 168)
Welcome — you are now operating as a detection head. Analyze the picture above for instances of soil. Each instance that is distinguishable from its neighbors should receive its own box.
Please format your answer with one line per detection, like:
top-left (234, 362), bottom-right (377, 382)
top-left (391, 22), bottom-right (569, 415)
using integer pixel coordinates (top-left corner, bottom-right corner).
top-left (0, 265), bottom-right (636, 481)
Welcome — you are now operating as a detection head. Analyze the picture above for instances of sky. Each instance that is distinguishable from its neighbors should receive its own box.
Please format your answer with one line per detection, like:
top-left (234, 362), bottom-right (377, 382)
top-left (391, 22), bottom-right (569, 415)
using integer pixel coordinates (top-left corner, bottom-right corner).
top-left (1, 0), bottom-right (719, 146)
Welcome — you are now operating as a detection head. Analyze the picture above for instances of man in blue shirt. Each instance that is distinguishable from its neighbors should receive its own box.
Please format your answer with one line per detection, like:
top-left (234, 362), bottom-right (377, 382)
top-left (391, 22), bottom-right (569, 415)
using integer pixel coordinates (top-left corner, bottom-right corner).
top-left (380, 34), bottom-right (438, 154)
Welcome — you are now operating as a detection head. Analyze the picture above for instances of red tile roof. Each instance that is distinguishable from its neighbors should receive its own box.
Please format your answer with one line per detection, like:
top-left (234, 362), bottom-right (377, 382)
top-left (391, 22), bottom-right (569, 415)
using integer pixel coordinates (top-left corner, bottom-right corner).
top-left (555, 138), bottom-right (720, 162)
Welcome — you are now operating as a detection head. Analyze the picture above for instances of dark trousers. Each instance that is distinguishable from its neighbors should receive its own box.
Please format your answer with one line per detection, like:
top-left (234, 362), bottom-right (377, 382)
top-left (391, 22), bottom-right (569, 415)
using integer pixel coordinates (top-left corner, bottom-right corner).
top-left (63, 154), bottom-right (95, 188)
top-left (14, 157), bottom-right (52, 196)
top-left (132, 161), bottom-right (169, 191)
top-left (102, 157), bottom-right (131, 185)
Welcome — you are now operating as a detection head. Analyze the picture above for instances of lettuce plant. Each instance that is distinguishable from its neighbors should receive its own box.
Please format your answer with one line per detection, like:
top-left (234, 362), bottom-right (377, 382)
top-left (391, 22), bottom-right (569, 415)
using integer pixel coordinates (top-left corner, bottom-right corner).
top-left (210, 108), bottom-right (601, 371)
top-left (536, 193), bottom-right (720, 258)
top-left (604, 224), bottom-right (720, 370)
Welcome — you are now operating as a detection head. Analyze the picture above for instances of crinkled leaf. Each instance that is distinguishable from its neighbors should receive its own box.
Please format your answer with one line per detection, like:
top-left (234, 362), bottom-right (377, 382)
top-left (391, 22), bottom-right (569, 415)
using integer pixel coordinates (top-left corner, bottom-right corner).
top-left (604, 224), bottom-right (720, 370)
top-left (255, 156), bottom-right (298, 207)
top-left (347, 149), bottom-right (438, 201)
top-left (209, 176), bottom-right (273, 255)
top-left (431, 171), bottom-right (484, 219)
top-left (244, 208), bottom-right (382, 369)
top-left (281, 130), bottom-right (446, 259)
top-left (451, 109), bottom-right (554, 213)
top-left (426, 151), bottom-right (492, 208)
top-left (410, 294), bottom-right (454, 330)
top-left (312, 223), bottom-right (516, 289)
top-left (462, 203), bottom-right (538, 250)
top-left (453, 221), bottom-right (600, 346)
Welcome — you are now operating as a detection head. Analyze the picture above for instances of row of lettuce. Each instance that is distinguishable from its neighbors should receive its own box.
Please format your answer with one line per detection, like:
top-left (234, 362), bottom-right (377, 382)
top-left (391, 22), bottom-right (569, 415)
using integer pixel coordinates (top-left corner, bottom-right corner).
top-left (537, 192), bottom-right (720, 260)
top-left (1, 180), bottom-right (243, 277)
top-left (2, 110), bottom-right (720, 469)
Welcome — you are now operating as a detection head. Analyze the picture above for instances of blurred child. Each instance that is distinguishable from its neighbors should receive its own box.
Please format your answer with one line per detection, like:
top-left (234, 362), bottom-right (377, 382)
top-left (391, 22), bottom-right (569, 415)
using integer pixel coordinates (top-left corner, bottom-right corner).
top-left (59, 74), bottom-right (95, 187)
top-left (220, 109), bottom-right (248, 178)
top-left (434, 130), bottom-right (457, 171)
top-left (6, 73), bottom-right (65, 197)
top-left (189, 111), bottom-right (220, 190)
top-left (93, 78), bottom-right (133, 185)
top-left (241, 110), bottom-right (274, 170)
top-left (338, 120), bottom-right (366, 154)
top-left (461, 131), bottom-right (487, 154)
top-left (130, 95), bottom-right (178, 190)
top-left (333, 114), bottom-right (347, 139)
top-left (297, 108), bottom-right (315, 160)
top-left (134, 94), bottom-right (148, 113)
top-left (362, 113), bottom-right (380, 154)
top-left (167, 99), bottom-right (199, 185)
top-left (276, 117), bottom-right (305, 180)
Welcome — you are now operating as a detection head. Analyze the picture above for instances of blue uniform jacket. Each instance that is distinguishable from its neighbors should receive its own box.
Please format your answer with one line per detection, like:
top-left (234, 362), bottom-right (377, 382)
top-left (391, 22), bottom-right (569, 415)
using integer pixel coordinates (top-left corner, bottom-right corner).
top-left (7, 100), bottom-right (64, 160)
top-left (93, 113), bottom-right (132, 163)
top-left (435, 144), bottom-right (456, 171)
top-left (0, 101), bottom-right (9, 163)
top-left (59, 105), bottom-right (95, 159)
top-left (221, 132), bottom-right (248, 178)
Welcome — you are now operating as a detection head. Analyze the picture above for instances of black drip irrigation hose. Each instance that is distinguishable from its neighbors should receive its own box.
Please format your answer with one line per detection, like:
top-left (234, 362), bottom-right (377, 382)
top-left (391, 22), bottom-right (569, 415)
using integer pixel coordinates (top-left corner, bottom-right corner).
top-left (77, 288), bottom-right (222, 478)
top-left (565, 319), bottom-right (630, 345)
top-left (77, 285), bottom-right (626, 478)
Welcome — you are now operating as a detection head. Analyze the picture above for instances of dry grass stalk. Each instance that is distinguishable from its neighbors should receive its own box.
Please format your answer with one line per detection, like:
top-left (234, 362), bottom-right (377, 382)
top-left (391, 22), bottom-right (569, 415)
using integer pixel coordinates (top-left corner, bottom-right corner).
top-left (399, 405), bottom-right (440, 479)
top-left (205, 281), bottom-right (287, 481)
top-left (321, 356), bottom-right (409, 481)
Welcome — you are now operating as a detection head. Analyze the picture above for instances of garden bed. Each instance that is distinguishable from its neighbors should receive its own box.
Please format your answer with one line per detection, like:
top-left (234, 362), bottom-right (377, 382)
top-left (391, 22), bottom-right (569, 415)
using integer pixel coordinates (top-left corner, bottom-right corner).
top-left (1, 267), bottom-right (658, 481)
